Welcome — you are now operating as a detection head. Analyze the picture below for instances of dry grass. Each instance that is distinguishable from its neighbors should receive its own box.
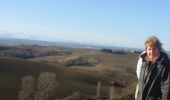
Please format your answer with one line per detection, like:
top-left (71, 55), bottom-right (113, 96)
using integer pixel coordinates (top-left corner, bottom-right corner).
top-left (0, 46), bottom-right (139, 100)
top-left (0, 57), bottom-right (112, 100)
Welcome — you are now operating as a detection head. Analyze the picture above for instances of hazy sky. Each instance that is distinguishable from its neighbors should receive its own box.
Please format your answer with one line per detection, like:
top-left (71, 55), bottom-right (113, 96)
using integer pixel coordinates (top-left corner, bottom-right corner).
top-left (0, 0), bottom-right (170, 50)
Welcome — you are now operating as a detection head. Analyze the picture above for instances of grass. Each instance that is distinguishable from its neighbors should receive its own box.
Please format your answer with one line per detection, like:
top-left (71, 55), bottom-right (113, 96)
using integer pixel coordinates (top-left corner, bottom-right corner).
top-left (0, 57), bottom-right (112, 100)
top-left (0, 45), bottom-right (139, 100)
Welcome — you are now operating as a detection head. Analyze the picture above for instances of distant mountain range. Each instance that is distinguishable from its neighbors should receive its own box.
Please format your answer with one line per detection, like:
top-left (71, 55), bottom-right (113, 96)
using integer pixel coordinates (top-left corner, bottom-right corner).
top-left (0, 31), bottom-right (144, 50)
top-left (0, 37), bottom-right (111, 49)
top-left (0, 36), bottom-right (143, 51)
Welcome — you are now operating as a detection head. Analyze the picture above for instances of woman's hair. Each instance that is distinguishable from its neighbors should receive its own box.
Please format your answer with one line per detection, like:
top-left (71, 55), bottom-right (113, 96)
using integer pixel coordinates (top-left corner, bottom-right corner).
top-left (145, 36), bottom-right (162, 51)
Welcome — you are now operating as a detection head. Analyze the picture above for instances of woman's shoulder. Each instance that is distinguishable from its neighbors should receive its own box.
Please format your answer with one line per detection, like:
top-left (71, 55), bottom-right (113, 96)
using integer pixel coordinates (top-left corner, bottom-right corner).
top-left (160, 52), bottom-right (169, 60)
top-left (160, 52), bottom-right (170, 66)
top-left (139, 51), bottom-right (146, 58)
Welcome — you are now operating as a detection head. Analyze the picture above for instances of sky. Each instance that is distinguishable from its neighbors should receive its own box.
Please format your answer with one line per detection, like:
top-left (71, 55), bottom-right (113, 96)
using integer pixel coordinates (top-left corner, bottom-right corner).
top-left (0, 0), bottom-right (170, 50)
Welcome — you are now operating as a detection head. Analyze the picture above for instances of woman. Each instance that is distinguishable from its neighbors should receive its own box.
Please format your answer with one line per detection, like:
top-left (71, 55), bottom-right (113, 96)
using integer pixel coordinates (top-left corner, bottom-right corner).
top-left (136, 36), bottom-right (170, 100)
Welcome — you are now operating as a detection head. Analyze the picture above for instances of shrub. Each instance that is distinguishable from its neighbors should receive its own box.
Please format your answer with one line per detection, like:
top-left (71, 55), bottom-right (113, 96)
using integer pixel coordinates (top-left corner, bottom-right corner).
top-left (100, 49), bottom-right (112, 53)
top-left (34, 72), bottom-right (58, 100)
top-left (66, 57), bottom-right (98, 66)
top-left (12, 48), bottom-right (35, 59)
top-left (18, 75), bottom-right (36, 100)
top-left (112, 50), bottom-right (126, 55)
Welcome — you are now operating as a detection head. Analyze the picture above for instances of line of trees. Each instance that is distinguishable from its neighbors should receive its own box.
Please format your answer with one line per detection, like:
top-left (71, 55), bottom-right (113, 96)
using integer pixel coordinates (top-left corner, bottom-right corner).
top-left (100, 49), bottom-right (126, 55)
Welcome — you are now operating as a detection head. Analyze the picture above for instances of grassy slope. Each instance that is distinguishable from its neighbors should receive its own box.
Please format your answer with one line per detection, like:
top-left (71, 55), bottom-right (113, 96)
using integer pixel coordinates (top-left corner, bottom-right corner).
top-left (0, 57), bottom-right (112, 100)
top-left (48, 51), bottom-right (139, 71)
top-left (30, 51), bottom-right (139, 99)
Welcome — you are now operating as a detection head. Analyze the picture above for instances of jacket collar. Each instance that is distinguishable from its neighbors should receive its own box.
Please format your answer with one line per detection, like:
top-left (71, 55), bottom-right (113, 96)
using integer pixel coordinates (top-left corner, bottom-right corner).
top-left (140, 51), bottom-right (166, 64)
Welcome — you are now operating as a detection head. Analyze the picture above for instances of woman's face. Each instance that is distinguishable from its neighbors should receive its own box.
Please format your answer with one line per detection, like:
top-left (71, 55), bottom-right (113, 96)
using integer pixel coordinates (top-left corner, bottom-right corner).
top-left (146, 45), bottom-right (160, 61)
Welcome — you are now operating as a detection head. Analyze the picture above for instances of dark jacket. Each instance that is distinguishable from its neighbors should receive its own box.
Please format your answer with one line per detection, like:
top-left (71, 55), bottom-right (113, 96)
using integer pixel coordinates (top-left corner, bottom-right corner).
top-left (137, 52), bottom-right (170, 100)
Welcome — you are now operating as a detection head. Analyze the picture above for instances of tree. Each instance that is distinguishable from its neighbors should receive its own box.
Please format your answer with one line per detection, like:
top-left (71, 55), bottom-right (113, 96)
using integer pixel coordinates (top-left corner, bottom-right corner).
top-left (100, 49), bottom-right (113, 53)
top-left (35, 72), bottom-right (58, 100)
top-left (18, 75), bottom-right (36, 100)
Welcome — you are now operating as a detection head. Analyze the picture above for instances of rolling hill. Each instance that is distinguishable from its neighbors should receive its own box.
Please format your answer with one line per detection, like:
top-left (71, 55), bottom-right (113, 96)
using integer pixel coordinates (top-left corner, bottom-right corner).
top-left (0, 57), bottom-right (113, 100)
top-left (0, 44), bottom-right (140, 100)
